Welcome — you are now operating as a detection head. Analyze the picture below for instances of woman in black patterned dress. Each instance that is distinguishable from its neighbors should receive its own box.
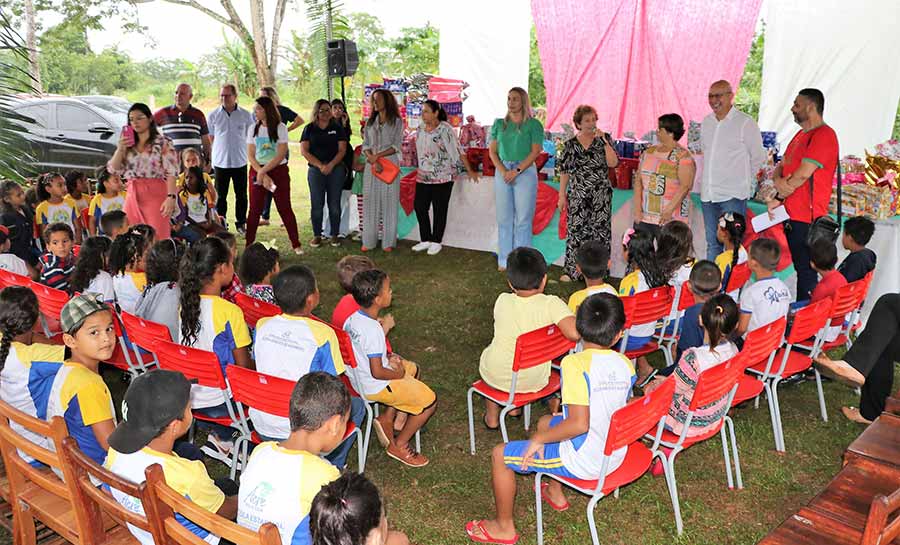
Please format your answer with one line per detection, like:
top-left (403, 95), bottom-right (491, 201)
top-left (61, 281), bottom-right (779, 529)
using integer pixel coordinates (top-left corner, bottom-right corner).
top-left (557, 105), bottom-right (619, 281)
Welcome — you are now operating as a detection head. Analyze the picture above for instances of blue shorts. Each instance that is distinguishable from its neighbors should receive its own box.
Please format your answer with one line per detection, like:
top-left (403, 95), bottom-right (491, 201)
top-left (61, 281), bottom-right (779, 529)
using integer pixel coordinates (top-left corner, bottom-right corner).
top-left (502, 416), bottom-right (579, 478)
top-left (614, 335), bottom-right (653, 352)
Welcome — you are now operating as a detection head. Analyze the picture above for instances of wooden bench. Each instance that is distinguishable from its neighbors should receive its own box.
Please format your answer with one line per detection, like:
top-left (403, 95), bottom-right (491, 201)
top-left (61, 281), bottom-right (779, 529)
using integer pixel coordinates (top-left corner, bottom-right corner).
top-left (844, 412), bottom-right (900, 470)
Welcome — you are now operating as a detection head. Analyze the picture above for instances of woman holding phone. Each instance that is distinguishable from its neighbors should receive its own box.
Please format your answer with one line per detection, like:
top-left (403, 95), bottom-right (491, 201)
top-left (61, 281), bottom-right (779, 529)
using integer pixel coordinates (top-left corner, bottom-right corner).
top-left (107, 103), bottom-right (179, 238)
top-left (245, 96), bottom-right (302, 254)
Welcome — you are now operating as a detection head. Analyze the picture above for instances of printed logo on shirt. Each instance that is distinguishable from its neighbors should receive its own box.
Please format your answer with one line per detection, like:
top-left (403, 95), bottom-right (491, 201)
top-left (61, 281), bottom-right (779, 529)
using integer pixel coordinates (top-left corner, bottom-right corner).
top-left (49, 208), bottom-right (72, 224)
top-left (243, 482), bottom-right (274, 510)
top-left (764, 285), bottom-right (790, 304)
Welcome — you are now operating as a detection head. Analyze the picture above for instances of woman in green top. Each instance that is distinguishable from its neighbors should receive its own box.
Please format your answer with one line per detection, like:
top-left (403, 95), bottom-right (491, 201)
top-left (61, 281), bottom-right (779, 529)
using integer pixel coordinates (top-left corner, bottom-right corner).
top-left (489, 87), bottom-right (545, 271)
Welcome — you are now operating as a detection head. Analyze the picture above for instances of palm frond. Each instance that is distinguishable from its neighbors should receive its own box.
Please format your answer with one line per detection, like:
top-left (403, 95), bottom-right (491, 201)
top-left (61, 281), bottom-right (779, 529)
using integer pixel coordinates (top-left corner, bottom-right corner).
top-left (0, 7), bottom-right (38, 181)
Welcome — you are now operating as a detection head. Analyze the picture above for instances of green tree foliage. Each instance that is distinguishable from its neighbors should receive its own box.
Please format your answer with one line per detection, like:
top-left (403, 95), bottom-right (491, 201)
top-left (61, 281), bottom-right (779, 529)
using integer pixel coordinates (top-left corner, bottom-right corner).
top-left (736, 28), bottom-right (764, 121)
top-left (529, 25), bottom-right (545, 107)
top-left (0, 7), bottom-right (38, 179)
top-left (38, 19), bottom-right (136, 95)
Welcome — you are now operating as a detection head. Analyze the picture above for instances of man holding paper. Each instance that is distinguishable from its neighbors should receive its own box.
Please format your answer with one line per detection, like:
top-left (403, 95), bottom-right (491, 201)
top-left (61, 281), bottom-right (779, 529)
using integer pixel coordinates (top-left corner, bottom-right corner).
top-left (766, 88), bottom-right (839, 301)
top-left (700, 80), bottom-right (767, 260)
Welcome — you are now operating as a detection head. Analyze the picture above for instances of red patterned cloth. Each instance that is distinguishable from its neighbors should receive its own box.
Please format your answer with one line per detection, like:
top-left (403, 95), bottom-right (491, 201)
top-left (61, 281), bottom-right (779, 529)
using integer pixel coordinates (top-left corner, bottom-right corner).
top-left (400, 170), bottom-right (418, 215)
top-left (532, 181), bottom-right (559, 235)
top-left (743, 209), bottom-right (792, 272)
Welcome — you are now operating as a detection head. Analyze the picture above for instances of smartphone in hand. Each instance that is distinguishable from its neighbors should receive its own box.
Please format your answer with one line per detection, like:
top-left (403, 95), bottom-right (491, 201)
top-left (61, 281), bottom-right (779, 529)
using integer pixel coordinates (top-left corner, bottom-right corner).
top-left (122, 125), bottom-right (135, 147)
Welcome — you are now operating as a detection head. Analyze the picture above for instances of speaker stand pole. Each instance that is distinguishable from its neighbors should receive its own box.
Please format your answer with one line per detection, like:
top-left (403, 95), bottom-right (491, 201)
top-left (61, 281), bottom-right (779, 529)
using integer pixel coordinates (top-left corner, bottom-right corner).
top-left (340, 77), bottom-right (346, 106)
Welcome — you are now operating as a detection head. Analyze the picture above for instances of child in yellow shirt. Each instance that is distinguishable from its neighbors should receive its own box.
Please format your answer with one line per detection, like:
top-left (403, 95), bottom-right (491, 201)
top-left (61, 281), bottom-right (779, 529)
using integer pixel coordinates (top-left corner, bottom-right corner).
top-left (567, 240), bottom-right (616, 313)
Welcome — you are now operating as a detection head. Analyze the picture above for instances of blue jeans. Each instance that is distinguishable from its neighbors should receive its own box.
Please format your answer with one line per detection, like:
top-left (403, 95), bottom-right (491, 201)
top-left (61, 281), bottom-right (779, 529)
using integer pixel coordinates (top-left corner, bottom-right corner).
top-left (701, 198), bottom-right (747, 260)
top-left (308, 165), bottom-right (346, 237)
top-left (195, 402), bottom-right (238, 442)
top-left (494, 162), bottom-right (538, 267)
top-left (256, 397), bottom-right (367, 469)
top-left (323, 190), bottom-right (351, 237)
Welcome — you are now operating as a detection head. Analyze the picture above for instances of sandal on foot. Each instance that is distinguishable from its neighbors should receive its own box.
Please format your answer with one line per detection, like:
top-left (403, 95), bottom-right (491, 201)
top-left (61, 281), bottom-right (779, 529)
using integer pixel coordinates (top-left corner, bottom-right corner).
top-left (841, 406), bottom-right (873, 425)
top-left (536, 482), bottom-right (569, 511)
top-left (465, 520), bottom-right (519, 545)
top-left (372, 419), bottom-right (391, 448)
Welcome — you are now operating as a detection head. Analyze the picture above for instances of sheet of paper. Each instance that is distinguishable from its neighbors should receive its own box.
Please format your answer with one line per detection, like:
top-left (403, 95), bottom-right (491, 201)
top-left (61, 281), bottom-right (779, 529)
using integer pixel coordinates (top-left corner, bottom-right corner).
top-left (751, 205), bottom-right (790, 232)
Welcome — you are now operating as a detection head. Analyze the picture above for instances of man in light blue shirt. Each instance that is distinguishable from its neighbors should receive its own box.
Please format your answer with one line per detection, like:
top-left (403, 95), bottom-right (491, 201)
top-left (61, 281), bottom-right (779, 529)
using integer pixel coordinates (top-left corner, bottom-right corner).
top-left (208, 84), bottom-right (255, 234)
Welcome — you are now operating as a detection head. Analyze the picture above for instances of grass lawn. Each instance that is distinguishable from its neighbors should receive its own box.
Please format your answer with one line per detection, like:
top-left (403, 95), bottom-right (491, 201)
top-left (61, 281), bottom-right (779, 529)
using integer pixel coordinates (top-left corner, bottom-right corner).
top-left (25, 147), bottom-right (885, 545)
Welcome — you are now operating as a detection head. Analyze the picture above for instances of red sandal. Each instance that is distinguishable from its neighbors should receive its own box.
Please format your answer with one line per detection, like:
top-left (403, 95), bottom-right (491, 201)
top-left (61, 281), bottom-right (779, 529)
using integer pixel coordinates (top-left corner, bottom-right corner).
top-left (465, 520), bottom-right (519, 545)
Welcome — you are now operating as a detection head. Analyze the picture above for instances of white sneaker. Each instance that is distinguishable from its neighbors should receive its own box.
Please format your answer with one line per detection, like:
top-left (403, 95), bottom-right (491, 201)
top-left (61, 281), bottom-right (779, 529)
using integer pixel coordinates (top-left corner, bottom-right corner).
top-left (427, 242), bottom-right (442, 255)
top-left (200, 435), bottom-right (239, 468)
top-left (412, 241), bottom-right (431, 252)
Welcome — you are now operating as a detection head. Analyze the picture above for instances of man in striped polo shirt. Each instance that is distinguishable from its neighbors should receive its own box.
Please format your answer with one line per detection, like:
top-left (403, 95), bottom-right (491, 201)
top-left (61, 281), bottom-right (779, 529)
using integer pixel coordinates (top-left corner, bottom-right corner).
top-left (153, 83), bottom-right (212, 167)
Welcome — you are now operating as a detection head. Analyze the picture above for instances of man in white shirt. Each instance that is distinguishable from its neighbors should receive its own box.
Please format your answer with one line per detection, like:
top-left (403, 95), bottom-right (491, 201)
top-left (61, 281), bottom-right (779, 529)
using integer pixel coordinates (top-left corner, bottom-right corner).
top-left (208, 84), bottom-right (255, 235)
top-left (700, 80), bottom-right (767, 260)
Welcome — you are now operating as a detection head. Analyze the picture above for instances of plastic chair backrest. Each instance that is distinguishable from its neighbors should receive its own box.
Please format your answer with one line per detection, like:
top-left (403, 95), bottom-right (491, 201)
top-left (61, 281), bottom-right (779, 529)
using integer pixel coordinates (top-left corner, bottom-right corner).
top-left (32, 282), bottom-right (70, 320)
top-left (621, 286), bottom-right (674, 329)
top-left (786, 298), bottom-right (832, 344)
top-left (152, 340), bottom-right (227, 390)
top-left (0, 270), bottom-right (31, 289)
top-left (689, 356), bottom-right (741, 411)
top-left (724, 262), bottom-right (751, 294)
top-left (605, 378), bottom-right (675, 455)
top-left (234, 293), bottom-right (281, 329)
top-left (676, 282), bottom-right (696, 312)
top-left (739, 316), bottom-right (786, 370)
top-left (121, 311), bottom-right (173, 351)
top-left (829, 279), bottom-right (866, 318)
top-left (0, 401), bottom-right (72, 517)
top-left (80, 207), bottom-right (90, 232)
top-left (511, 324), bottom-right (577, 372)
top-left (61, 437), bottom-right (155, 545)
top-left (226, 366), bottom-right (293, 418)
top-left (143, 464), bottom-right (281, 545)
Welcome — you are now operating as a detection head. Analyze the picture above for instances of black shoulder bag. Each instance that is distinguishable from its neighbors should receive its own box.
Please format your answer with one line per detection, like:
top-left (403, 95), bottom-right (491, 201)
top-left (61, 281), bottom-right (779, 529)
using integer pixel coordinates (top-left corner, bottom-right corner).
top-left (805, 132), bottom-right (841, 246)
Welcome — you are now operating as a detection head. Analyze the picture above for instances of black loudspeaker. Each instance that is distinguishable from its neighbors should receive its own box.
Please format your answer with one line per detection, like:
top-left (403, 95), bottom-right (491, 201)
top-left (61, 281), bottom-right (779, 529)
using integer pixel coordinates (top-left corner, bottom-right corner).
top-left (326, 39), bottom-right (359, 77)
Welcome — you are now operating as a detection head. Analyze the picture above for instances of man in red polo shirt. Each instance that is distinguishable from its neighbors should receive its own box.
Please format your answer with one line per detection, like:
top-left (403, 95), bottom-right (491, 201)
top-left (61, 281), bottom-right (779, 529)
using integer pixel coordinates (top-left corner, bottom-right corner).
top-left (153, 83), bottom-right (212, 167)
top-left (767, 88), bottom-right (838, 301)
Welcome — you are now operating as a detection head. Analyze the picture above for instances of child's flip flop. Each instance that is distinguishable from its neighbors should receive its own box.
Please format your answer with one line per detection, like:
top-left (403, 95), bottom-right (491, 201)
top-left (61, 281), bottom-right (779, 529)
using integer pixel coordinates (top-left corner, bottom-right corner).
top-left (537, 482), bottom-right (570, 511)
top-left (465, 520), bottom-right (519, 545)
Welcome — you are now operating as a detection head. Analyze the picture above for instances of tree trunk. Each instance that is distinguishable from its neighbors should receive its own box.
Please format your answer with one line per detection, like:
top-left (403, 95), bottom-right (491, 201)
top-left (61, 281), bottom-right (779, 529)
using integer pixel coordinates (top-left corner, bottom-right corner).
top-left (248, 0), bottom-right (274, 87)
top-left (24, 0), bottom-right (42, 93)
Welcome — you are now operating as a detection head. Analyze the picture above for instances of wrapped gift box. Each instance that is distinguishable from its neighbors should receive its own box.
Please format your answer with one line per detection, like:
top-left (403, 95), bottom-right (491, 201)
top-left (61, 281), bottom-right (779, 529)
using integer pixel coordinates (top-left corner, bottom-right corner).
top-left (830, 183), bottom-right (897, 219)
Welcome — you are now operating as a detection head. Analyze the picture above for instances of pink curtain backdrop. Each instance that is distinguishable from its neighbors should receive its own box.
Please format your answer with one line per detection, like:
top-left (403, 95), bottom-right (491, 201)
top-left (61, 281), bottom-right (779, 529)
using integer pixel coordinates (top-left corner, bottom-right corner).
top-left (532, 0), bottom-right (763, 137)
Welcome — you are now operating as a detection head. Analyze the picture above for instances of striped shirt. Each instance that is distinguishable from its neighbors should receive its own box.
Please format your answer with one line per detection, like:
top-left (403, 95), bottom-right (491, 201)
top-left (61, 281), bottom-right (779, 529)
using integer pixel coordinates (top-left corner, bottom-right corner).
top-left (153, 105), bottom-right (209, 153)
top-left (38, 252), bottom-right (75, 290)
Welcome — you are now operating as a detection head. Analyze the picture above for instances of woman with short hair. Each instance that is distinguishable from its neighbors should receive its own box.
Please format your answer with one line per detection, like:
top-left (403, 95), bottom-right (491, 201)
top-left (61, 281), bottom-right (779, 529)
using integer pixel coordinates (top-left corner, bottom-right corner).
top-left (633, 113), bottom-right (696, 235)
top-left (557, 104), bottom-right (618, 281)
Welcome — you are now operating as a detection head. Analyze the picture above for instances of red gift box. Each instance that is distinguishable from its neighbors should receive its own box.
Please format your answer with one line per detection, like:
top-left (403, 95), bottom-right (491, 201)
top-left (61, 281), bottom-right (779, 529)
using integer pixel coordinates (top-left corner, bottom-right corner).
top-left (611, 158), bottom-right (639, 189)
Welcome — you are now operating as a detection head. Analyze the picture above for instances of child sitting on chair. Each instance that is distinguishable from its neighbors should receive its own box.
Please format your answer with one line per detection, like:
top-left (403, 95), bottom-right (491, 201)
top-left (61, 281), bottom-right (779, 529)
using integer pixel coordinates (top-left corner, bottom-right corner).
top-left (106, 369), bottom-right (238, 545)
top-left (734, 238), bottom-right (791, 338)
top-left (344, 269), bottom-right (436, 468)
top-left (466, 293), bottom-right (633, 545)
top-left (479, 247), bottom-right (579, 429)
top-left (567, 240), bottom-right (616, 313)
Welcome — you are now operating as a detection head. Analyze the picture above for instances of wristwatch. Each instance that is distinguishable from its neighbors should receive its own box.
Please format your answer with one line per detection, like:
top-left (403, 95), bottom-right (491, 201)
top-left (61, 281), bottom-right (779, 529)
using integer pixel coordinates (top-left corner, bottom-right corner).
top-left (516, 167), bottom-right (522, 173)
top-left (166, 194), bottom-right (176, 200)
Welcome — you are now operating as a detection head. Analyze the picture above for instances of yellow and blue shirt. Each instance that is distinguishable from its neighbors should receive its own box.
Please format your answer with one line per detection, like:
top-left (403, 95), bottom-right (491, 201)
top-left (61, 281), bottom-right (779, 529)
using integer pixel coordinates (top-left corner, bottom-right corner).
top-left (558, 349), bottom-right (635, 480)
top-left (113, 271), bottom-right (147, 314)
top-left (252, 314), bottom-right (345, 439)
top-left (63, 194), bottom-right (90, 216)
top-left (568, 284), bottom-right (617, 314)
top-left (178, 295), bottom-right (252, 409)
top-left (105, 447), bottom-right (225, 545)
top-left (46, 360), bottom-right (115, 465)
top-left (35, 200), bottom-right (78, 229)
top-left (716, 245), bottom-right (748, 298)
top-left (88, 193), bottom-right (126, 234)
top-left (0, 341), bottom-right (64, 463)
top-left (618, 269), bottom-right (655, 338)
top-left (237, 442), bottom-right (340, 545)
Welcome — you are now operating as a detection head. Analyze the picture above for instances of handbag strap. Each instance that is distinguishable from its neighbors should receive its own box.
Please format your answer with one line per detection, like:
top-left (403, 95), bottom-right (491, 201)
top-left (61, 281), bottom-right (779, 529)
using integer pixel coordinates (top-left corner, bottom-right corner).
top-left (805, 128), bottom-right (842, 226)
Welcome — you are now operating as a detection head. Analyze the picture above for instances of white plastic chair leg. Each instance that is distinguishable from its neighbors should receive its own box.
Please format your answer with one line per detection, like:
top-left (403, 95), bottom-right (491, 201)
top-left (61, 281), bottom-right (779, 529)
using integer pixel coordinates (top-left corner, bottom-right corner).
top-left (499, 405), bottom-right (514, 444)
top-left (613, 487), bottom-right (619, 499)
top-left (356, 428), bottom-right (365, 472)
top-left (727, 417), bottom-right (743, 489)
top-left (660, 453), bottom-right (683, 535)
top-left (813, 368), bottom-right (828, 422)
top-left (719, 426), bottom-right (734, 490)
top-left (771, 381), bottom-right (786, 452)
top-left (534, 473), bottom-right (545, 545)
top-left (586, 495), bottom-right (602, 545)
top-left (414, 429), bottom-right (421, 453)
top-left (362, 402), bottom-right (373, 462)
top-left (523, 404), bottom-right (531, 431)
top-left (762, 381), bottom-right (781, 451)
top-left (466, 388), bottom-right (477, 454)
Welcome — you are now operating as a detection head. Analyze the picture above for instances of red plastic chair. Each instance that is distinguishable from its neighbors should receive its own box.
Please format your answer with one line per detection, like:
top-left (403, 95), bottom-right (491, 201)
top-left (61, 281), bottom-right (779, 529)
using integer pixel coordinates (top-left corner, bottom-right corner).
top-left (119, 311), bottom-right (172, 373)
top-left (746, 298), bottom-right (831, 452)
top-left (620, 286), bottom-right (675, 369)
top-left (535, 379), bottom-right (680, 544)
top-left (731, 317), bottom-right (787, 407)
top-left (152, 340), bottom-right (246, 478)
top-left (723, 262), bottom-right (751, 296)
top-left (648, 356), bottom-right (745, 503)
top-left (0, 270), bottom-right (31, 290)
top-left (79, 207), bottom-right (90, 236)
top-left (800, 278), bottom-right (870, 353)
top-left (659, 282), bottom-right (698, 355)
top-left (102, 313), bottom-right (140, 377)
top-left (466, 324), bottom-right (576, 453)
top-left (234, 293), bottom-right (280, 330)
top-left (31, 282), bottom-right (69, 338)
top-left (226, 366), bottom-right (365, 471)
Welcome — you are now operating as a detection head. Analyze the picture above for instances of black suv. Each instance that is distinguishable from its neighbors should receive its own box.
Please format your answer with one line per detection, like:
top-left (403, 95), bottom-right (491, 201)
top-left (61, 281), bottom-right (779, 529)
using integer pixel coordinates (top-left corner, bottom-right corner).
top-left (10, 95), bottom-right (125, 175)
